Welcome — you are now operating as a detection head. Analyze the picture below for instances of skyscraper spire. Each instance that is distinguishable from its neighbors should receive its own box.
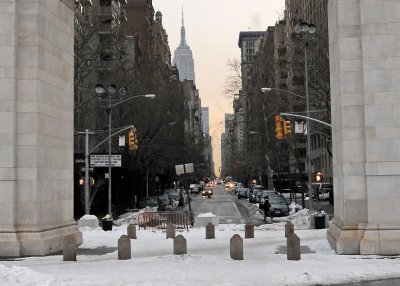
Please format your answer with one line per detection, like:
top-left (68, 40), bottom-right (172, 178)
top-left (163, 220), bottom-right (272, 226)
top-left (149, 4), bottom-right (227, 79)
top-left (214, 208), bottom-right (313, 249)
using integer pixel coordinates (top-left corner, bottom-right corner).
top-left (182, 5), bottom-right (184, 27)
top-left (180, 5), bottom-right (187, 47)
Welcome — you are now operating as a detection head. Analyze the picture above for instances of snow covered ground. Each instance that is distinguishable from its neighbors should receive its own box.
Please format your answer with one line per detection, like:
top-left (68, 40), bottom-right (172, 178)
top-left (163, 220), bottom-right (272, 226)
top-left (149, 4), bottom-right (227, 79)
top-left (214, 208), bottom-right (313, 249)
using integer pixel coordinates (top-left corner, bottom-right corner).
top-left (1, 210), bottom-right (400, 286)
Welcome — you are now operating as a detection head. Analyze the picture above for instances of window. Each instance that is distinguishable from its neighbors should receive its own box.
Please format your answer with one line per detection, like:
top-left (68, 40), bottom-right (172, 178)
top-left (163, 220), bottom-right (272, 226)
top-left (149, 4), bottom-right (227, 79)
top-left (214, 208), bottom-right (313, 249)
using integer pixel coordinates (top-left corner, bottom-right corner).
top-left (100, 52), bottom-right (112, 61)
top-left (99, 0), bottom-right (111, 6)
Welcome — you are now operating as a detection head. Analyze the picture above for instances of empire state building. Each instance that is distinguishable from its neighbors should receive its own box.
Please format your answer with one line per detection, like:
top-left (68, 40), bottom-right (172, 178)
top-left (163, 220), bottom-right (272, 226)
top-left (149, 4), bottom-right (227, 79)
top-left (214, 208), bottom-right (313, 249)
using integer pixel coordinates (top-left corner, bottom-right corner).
top-left (173, 10), bottom-right (195, 84)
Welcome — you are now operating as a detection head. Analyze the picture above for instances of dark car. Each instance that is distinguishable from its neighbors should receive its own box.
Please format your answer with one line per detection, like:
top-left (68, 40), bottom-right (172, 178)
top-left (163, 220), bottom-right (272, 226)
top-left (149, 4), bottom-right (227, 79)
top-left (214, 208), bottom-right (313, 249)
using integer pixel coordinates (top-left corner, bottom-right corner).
top-left (237, 188), bottom-right (250, 199)
top-left (138, 196), bottom-right (159, 209)
top-left (248, 185), bottom-right (264, 200)
top-left (232, 182), bottom-right (243, 194)
top-left (259, 190), bottom-right (278, 208)
top-left (249, 189), bottom-right (264, 203)
top-left (254, 190), bottom-right (266, 205)
top-left (266, 193), bottom-right (290, 217)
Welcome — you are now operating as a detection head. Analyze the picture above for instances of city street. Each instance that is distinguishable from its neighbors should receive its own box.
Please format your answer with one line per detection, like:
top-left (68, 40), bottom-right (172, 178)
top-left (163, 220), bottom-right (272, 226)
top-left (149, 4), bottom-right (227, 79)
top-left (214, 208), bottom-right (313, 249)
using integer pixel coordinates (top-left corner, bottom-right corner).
top-left (186, 184), bottom-right (265, 225)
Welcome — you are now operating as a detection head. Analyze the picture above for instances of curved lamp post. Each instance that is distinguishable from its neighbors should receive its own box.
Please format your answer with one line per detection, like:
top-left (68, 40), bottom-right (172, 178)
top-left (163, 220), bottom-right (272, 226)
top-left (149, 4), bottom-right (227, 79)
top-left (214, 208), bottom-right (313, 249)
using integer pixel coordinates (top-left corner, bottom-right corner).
top-left (261, 21), bottom-right (316, 210)
top-left (95, 84), bottom-right (155, 216)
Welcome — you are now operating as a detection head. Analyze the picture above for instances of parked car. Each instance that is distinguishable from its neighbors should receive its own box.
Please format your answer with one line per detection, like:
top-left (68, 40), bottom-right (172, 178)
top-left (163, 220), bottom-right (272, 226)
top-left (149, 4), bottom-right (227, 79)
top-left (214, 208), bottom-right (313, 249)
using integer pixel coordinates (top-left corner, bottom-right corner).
top-left (312, 183), bottom-right (333, 200)
top-left (189, 183), bottom-right (203, 193)
top-left (191, 186), bottom-right (201, 194)
top-left (250, 184), bottom-right (264, 192)
top-left (138, 196), bottom-right (159, 209)
top-left (237, 188), bottom-right (250, 199)
top-left (266, 193), bottom-right (290, 217)
top-left (254, 190), bottom-right (266, 204)
top-left (258, 190), bottom-right (278, 208)
top-left (232, 182), bottom-right (243, 194)
top-left (248, 185), bottom-right (264, 198)
top-left (250, 190), bottom-right (264, 204)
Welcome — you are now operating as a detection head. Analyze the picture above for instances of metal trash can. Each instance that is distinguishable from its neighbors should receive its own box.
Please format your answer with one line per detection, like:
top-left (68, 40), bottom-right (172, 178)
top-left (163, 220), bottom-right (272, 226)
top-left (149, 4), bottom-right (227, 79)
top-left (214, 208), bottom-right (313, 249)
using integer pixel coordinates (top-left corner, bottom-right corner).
top-left (314, 214), bottom-right (325, 229)
top-left (102, 219), bottom-right (113, 231)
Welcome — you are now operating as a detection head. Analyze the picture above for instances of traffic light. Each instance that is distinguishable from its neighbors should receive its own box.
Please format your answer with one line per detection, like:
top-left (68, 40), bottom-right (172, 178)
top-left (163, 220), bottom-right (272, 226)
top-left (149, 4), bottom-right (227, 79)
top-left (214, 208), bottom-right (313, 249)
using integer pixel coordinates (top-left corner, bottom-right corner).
top-left (313, 172), bottom-right (324, 183)
top-left (128, 128), bottom-right (138, 151)
top-left (283, 120), bottom-right (292, 138)
top-left (274, 115), bottom-right (284, 140)
top-left (275, 121), bottom-right (284, 140)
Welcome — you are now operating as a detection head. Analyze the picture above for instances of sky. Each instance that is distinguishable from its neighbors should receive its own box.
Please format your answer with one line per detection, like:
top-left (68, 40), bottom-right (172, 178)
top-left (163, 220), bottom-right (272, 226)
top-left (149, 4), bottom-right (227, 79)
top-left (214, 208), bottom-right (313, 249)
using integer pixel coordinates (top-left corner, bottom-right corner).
top-left (152, 0), bottom-right (286, 176)
top-left (2, 209), bottom-right (400, 285)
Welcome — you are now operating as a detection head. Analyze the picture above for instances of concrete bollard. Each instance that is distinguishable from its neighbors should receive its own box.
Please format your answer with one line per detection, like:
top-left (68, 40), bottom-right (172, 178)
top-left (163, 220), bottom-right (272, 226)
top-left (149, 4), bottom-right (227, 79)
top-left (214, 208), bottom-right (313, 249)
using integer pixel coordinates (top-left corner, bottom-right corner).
top-left (285, 221), bottom-right (294, 238)
top-left (230, 234), bottom-right (243, 260)
top-left (287, 233), bottom-right (301, 261)
top-left (127, 224), bottom-right (137, 239)
top-left (63, 235), bottom-right (77, 261)
top-left (174, 235), bottom-right (187, 255)
top-left (206, 223), bottom-right (215, 239)
top-left (166, 223), bottom-right (176, 239)
top-left (118, 235), bottom-right (131, 260)
top-left (245, 223), bottom-right (254, 239)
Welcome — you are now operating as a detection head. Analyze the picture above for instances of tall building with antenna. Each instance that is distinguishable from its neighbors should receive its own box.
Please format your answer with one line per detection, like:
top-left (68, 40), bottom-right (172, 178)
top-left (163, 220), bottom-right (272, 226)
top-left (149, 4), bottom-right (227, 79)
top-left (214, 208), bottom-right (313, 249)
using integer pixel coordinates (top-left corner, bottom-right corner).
top-left (173, 8), bottom-right (195, 84)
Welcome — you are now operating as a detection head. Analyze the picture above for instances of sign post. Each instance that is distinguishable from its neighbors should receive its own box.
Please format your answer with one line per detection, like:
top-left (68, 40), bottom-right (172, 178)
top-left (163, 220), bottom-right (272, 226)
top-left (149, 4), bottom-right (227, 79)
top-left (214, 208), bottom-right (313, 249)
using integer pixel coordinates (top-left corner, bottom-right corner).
top-left (175, 163), bottom-right (194, 225)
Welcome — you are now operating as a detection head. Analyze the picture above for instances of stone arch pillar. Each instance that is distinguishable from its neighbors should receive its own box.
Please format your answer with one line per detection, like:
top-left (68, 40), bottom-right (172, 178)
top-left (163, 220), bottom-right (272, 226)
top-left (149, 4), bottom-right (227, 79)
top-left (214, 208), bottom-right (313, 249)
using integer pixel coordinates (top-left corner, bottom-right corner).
top-left (0, 0), bottom-right (82, 257)
top-left (328, 0), bottom-right (400, 255)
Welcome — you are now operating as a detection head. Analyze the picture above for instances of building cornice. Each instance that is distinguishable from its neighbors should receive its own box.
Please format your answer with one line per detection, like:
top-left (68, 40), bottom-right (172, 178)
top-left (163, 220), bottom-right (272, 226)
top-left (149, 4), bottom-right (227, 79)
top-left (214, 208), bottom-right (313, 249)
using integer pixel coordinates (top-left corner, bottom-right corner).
top-left (60, 0), bottom-right (75, 10)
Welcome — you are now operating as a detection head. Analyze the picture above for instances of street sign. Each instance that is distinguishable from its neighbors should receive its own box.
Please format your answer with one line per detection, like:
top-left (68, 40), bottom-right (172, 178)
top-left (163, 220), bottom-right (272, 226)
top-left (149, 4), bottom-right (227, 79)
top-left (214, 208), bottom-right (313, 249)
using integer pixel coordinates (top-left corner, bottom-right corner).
top-left (119, 135), bottom-right (125, 147)
top-left (90, 154), bottom-right (121, 167)
top-left (175, 163), bottom-right (194, 175)
top-left (80, 167), bottom-right (94, 172)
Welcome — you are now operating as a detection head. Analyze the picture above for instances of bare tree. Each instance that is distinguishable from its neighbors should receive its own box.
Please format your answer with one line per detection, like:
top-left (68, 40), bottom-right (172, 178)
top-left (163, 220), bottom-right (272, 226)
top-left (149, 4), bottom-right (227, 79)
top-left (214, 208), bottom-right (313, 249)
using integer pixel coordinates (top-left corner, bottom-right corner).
top-left (224, 58), bottom-right (242, 99)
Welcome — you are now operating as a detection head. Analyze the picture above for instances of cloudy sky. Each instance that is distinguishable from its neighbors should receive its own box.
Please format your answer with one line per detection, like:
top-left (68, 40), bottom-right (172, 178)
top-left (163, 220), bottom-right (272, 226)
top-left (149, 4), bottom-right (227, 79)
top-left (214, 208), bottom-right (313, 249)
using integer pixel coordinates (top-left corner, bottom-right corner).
top-left (152, 0), bottom-right (286, 175)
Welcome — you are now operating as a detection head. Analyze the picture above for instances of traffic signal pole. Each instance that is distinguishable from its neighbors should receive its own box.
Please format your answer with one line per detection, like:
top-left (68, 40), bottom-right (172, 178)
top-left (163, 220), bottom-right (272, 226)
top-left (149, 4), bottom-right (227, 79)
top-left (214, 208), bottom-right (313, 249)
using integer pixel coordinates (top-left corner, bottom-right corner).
top-left (79, 125), bottom-right (134, 215)
top-left (84, 129), bottom-right (94, 215)
top-left (305, 43), bottom-right (313, 211)
top-left (279, 113), bottom-right (332, 128)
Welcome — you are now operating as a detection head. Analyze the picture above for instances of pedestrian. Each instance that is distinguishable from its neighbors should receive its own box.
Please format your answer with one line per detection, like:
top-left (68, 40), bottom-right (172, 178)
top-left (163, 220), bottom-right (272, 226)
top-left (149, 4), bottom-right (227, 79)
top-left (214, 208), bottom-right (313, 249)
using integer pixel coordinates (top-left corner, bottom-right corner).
top-left (263, 196), bottom-right (270, 221)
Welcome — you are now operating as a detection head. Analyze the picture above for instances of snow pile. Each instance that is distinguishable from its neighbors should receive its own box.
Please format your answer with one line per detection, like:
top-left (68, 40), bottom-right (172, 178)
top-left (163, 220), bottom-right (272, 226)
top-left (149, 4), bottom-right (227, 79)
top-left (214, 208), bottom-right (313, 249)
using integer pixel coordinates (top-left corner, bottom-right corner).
top-left (79, 215), bottom-right (98, 221)
top-left (288, 208), bottom-right (311, 229)
top-left (197, 212), bottom-right (216, 217)
top-left (0, 265), bottom-right (65, 286)
top-left (113, 207), bottom-right (157, 226)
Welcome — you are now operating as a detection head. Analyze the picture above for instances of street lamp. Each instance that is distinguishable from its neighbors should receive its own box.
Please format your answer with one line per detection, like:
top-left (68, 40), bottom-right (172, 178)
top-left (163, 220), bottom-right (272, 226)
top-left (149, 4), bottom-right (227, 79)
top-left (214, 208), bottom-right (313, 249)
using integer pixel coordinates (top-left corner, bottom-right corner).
top-left (262, 21), bottom-right (316, 210)
top-left (249, 131), bottom-right (274, 190)
top-left (95, 84), bottom-right (156, 216)
top-left (261, 87), bottom-right (305, 99)
top-left (294, 22), bottom-right (316, 211)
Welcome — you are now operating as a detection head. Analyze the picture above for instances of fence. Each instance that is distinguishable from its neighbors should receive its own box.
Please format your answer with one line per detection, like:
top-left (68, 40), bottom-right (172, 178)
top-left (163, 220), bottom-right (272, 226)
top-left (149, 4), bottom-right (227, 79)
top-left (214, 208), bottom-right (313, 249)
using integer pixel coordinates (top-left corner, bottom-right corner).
top-left (137, 211), bottom-right (193, 231)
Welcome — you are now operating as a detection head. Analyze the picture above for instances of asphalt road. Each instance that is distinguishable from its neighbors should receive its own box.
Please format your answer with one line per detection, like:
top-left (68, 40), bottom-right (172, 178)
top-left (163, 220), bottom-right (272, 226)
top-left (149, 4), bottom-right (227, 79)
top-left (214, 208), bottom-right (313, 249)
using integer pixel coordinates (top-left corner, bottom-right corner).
top-left (186, 184), bottom-right (265, 225)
